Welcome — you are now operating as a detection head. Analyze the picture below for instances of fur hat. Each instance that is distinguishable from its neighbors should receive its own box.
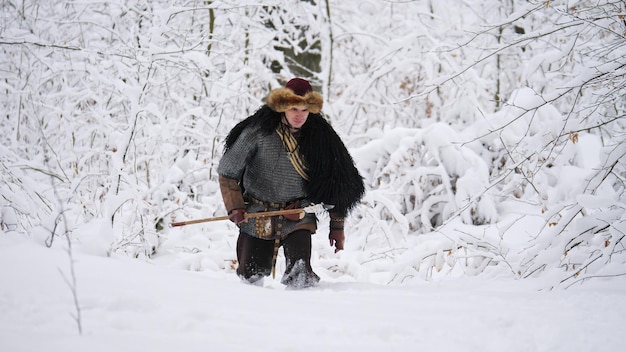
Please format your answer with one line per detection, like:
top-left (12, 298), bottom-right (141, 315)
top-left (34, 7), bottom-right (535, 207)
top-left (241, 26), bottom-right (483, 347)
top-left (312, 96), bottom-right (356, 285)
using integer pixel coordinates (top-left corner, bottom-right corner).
top-left (267, 78), bottom-right (323, 114)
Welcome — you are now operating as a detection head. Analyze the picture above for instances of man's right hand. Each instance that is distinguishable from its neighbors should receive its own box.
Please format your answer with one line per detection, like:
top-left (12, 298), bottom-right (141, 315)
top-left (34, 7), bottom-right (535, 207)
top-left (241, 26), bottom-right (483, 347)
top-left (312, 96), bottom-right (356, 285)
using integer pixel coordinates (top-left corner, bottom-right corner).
top-left (228, 208), bottom-right (247, 224)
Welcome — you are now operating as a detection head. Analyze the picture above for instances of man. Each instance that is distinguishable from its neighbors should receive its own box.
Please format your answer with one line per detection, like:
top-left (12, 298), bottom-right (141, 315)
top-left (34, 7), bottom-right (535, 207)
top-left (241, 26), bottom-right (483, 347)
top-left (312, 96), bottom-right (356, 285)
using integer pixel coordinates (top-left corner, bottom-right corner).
top-left (217, 78), bottom-right (364, 288)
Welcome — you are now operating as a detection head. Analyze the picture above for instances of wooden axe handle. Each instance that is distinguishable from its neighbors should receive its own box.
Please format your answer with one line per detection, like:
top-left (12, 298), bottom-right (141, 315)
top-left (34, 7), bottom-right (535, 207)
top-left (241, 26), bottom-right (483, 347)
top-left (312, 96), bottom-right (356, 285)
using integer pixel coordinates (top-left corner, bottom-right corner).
top-left (169, 208), bottom-right (305, 227)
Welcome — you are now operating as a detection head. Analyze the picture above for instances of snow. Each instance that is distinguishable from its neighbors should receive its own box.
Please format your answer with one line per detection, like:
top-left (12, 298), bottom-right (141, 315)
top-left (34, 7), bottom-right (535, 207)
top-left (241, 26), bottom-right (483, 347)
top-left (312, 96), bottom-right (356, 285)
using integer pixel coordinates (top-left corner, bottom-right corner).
top-left (2, 232), bottom-right (625, 352)
top-left (2, 1), bottom-right (626, 351)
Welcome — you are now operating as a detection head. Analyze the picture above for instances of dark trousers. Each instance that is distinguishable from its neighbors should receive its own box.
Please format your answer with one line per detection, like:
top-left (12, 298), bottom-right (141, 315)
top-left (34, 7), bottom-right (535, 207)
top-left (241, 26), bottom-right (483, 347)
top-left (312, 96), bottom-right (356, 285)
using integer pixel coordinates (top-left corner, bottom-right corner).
top-left (236, 229), bottom-right (319, 286)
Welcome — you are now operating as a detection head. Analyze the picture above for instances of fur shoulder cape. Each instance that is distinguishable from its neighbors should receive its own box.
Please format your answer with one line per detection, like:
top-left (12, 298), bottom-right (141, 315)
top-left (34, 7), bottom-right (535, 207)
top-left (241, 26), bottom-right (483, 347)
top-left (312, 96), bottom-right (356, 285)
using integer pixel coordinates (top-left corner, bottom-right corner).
top-left (224, 105), bottom-right (365, 216)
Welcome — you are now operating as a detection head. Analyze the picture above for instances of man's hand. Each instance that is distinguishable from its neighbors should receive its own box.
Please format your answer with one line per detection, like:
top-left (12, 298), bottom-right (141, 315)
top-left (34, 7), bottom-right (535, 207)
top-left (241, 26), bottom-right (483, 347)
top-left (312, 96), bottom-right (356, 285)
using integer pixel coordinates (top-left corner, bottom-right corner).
top-left (228, 208), bottom-right (247, 225)
top-left (329, 229), bottom-right (345, 253)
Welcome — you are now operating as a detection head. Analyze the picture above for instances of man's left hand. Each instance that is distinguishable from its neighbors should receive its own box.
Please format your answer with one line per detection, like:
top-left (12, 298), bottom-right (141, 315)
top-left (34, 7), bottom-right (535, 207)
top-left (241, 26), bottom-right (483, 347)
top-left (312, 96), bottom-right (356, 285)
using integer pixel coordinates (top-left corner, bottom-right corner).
top-left (329, 230), bottom-right (345, 253)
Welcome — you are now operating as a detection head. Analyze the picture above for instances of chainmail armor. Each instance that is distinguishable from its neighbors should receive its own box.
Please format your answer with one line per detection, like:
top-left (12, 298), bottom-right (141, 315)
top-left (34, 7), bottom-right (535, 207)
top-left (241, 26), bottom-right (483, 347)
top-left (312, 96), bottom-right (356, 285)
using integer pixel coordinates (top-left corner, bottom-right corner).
top-left (217, 124), bottom-right (316, 239)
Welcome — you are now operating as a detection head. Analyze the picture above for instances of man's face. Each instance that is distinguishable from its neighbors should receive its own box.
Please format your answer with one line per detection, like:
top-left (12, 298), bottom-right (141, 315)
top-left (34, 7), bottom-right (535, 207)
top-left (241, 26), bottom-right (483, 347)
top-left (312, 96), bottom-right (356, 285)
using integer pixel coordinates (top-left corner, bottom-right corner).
top-left (284, 105), bottom-right (309, 130)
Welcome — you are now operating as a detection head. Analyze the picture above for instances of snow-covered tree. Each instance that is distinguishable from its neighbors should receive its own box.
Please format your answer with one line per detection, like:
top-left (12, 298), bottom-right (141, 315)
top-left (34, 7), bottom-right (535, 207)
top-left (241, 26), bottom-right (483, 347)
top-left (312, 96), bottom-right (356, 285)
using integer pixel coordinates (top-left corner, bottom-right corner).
top-left (1, 0), bottom-right (624, 287)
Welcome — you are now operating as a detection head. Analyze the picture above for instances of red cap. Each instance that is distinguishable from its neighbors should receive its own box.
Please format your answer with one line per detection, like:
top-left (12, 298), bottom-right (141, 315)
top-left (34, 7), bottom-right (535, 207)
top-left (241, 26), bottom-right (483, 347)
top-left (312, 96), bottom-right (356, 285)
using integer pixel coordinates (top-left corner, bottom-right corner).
top-left (285, 78), bottom-right (313, 96)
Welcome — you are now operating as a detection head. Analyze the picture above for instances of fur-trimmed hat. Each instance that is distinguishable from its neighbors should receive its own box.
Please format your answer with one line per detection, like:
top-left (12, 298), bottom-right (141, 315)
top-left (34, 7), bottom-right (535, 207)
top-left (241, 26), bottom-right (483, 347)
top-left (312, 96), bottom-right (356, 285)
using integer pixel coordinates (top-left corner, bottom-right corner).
top-left (266, 78), bottom-right (323, 114)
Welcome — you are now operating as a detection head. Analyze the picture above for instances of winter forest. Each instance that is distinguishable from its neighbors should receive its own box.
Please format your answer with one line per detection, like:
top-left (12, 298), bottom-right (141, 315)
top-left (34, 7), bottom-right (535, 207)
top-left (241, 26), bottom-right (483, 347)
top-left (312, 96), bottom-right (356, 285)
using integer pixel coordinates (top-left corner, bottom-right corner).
top-left (1, 0), bottom-right (626, 293)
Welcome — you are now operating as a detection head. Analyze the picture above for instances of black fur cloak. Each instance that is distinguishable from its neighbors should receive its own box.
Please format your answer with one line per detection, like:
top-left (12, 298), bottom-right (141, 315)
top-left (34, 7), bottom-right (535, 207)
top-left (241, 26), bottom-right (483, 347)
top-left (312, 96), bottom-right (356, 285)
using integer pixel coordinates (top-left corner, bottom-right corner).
top-left (224, 105), bottom-right (365, 217)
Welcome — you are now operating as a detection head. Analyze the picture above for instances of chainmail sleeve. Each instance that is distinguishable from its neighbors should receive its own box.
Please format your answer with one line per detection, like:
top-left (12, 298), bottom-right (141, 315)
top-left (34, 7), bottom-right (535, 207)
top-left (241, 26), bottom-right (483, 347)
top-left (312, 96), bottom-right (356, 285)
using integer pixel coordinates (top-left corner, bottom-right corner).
top-left (217, 125), bottom-right (260, 182)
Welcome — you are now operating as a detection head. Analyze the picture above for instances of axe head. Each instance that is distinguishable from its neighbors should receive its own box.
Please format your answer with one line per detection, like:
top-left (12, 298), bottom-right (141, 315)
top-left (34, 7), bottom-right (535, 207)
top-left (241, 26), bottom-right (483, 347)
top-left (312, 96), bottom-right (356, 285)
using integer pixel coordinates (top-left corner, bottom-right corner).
top-left (303, 203), bottom-right (335, 213)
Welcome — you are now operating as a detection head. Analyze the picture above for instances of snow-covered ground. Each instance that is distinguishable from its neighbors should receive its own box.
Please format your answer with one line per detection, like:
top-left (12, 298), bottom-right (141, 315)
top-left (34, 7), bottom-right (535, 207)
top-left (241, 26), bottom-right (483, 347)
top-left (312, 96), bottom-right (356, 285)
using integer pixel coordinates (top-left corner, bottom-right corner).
top-left (1, 2), bottom-right (625, 351)
top-left (2, 231), bottom-right (625, 352)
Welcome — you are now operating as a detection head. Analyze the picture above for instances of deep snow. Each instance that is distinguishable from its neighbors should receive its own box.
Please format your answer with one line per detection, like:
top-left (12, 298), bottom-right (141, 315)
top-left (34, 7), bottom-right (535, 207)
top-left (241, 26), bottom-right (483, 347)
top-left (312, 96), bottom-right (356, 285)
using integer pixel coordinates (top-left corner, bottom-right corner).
top-left (1, 231), bottom-right (625, 352)
top-left (1, 2), bottom-right (625, 351)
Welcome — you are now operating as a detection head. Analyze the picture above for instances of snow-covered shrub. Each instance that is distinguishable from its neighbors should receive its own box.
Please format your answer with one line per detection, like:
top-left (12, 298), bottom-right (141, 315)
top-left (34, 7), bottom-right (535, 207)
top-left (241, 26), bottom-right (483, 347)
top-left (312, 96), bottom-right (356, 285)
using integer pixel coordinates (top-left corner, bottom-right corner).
top-left (353, 123), bottom-right (497, 234)
top-left (518, 141), bottom-right (626, 287)
top-left (346, 123), bottom-right (501, 282)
